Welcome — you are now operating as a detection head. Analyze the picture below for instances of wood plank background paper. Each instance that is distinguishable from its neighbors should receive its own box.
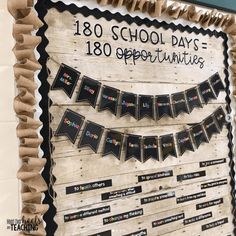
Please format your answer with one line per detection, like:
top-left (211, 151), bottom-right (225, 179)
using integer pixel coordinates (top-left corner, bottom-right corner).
top-left (44, 2), bottom-right (234, 236)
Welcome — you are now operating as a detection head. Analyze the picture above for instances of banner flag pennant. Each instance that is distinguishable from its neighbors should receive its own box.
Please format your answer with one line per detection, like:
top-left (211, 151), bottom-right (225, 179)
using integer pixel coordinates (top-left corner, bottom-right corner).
top-left (125, 134), bottom-right (142, 162)
top-left (190, 123), bottom-right (208, 149)
top-left (120, 92), bottom-right (137, 119)
top-left (186, 87), bottom-right (202, 112)
top-left (199, 80), bottom-right (216, 104)
top-left (209, 73), bottom-right (225, 96)
top-left (160, 134), bottom-right (177, 160)
top-left (176, 130), bottom-right (194, 156)
top-left (172, 92), bottom-right (189, 117)
top-left (213, 106), bottom-right (227, 130)
top-left (103, 130), bottom-right (124, 159)
top-left (98, 85), bottom-right (120, 115)
top-left (203, 115), bottom-right (220, 140)
top-left (76, 76), bottom-right (101, 108)
top-left (156, 95), bottom-right (173, 119)
top-left (51, 63), bottom-right (80, 98)
top-left (78, 121), bottom-right (104, 153)
top-left (55, 109), bottom-right (84, 144)
top-left (138, 95), bottom-right (154, 120)
top-left (143, 136), bottom-right (159, 162)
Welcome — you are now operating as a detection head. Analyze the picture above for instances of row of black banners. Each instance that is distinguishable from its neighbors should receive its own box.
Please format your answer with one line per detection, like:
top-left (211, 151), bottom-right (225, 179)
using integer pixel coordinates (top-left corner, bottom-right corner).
top-left (54, 106), bottom-right (227, 162)
top-left (51, 63), bottom-right (225, 120)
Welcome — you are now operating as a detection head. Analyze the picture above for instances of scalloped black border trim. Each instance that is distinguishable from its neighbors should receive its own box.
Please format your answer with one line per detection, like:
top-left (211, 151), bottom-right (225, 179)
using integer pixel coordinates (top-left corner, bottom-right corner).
top-left (35, 1), bottom-right (236, 235)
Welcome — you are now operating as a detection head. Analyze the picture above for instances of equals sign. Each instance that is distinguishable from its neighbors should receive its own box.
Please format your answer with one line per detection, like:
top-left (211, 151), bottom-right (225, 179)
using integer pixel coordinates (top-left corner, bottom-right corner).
top-left (202, 42), bottom-right (207, 49)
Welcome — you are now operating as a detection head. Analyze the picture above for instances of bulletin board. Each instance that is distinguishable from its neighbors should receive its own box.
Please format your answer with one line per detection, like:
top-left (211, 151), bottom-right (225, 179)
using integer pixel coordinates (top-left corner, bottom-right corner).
top-left (35, 0), bottom-right (236, 235)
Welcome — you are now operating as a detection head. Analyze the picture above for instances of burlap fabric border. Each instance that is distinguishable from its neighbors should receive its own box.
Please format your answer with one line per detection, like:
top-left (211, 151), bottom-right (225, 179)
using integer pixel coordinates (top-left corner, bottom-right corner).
top-left (6, 0), bottom-right (236, 235)
top-left (7, 0), bottom-right (48, 235)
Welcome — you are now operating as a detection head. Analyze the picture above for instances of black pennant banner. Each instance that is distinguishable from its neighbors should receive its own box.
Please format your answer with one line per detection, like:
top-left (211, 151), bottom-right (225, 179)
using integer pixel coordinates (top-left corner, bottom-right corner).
top-left (172, 92), bottom-right (189, 117)
top-left (209, 73), bottom-right (225, 96)
top-left (138, 95), bottom-right (154, 120)
top-left (51, 63), bottom-right (80, 98)
top-left (99, 85), bottom-right (120, 115)
top-left (186, 87), bottom-right (202, 112)
top-left (76, 76), bottom-right (101, 108)
top-left (78, 121), bottom-right (104, 153)
top-left (125, 134), bottom-right (142, 162)
top-left (120, 92), bottom-right (137, 119)
top-left (160, 134), bottom-right (177, 160)
top-left (143, 136), bottom-right (159, 162)
top-left (213, 107), bottom-right (227, 130)
top-left (191, 123), bottom-right (208, 148)
top-left (103, 130), bottom-right (124, 159)
top-left (176, 130), bottom-right (194, 156)
top-left (55, 109), bottom-right (84, 143)
top-left (199, 80), bottom-right (216, 104)
top-left (156, 95), bottom-right (173, 119)
top-left (203, 116), bottom-right (220, 140)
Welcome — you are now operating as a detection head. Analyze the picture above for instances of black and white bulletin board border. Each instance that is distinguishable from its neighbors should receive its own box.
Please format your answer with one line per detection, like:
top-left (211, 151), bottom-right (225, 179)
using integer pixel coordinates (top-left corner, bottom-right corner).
top-left (35, 0), bottom-right (236, 235)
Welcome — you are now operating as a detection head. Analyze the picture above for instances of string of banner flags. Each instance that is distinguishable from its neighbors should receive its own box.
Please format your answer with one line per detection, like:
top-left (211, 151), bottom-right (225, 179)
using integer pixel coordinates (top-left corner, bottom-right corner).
top-left (50, 61), bottom-right (225, 120)
top-left (54, 106), bottom-right (227, 162)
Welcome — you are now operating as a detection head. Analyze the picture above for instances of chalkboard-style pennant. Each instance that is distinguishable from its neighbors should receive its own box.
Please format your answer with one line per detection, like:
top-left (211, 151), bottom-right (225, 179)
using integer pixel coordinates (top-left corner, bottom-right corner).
top-left (176, 130), bottom-right (194, 156)
top-left (78, 121), bottom-right (104, 153)
top-left (160, 134), bottom-right (177, 160)
top-left (103, 130), bottom-right (124, 159)
top-left (156, 95), bottom-right (173, 119)
top-left (51, 63), bottom-right (80, 98)
top-left (143, 136), bottom-right (159, 162)
top-left (209, 73), bottom-right (225, 96)
top-left (213, 107), bottom-right (226, 130)
top-left (138, 95), bottom-right (154, 120)
top-left (76, 76), bottom-right (101, 108)
top-left (98, 85), bottom-right (120, 115)
top-left (120, 92), bottom-right (137, 119)
top-left (186, 87), bottom-right (202, 112)
top-left (125, 134), bottom-right (142, 162)
top-left (203, 116), bottom-right (220, 140)
top-left (55, 109), bottom-right (84, 144)
top-left (199, 80), bottom-right (216, 104)
top-left (172, 92), bottom-right (189, 117)
top-left (190, 124), bottom-right (208, 149)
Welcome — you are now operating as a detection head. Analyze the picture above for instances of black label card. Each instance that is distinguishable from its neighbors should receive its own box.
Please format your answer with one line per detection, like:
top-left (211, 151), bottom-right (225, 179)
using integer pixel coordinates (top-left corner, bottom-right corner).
top-left (202, 218), bottom-right (228, 231)
top-left (66, 179), bottom-right (112, 194)
top-left (143, 136), bottom-right (159, 162)
top-left (101, 186), bottom-right (142, 201)
top-left (123, 229), bottom-right (147, 236)
top-left (176, 191), bottom-right (206, 204)
top-left (138, 170), bottom-right (173, 182)
top-left (160, 134), bottom-right (177, 160)
top-left (156, 95), bottom-right (173, 119)
top-left (103, 130), bottom-right (123, 160)
top-left (209, 73), bottom-right (225, 96)
top-left (152, 213), bottom-right (185, 228)
top-left (64, 206), bottom-right (110, 222)
top-left (203, 116), bottom-right (220, 140)
top-left (184, 212), bottom-right (212, 225)
top-left (196, 198), bottom-right (224, 210)
top-left (78, 121), bottom-right (104, 153)
top-left (191, 124), bottom-right (208, 148)
top-left (121, 92), bottom-right (137, 119)
top-left (199, 158), bottom-right (226, 168)
top-left (186, 87), bottom-right (202, 112)
top-left (138, 95), bottom-right (154, 120)
top-left (199, 80), bottom-right (216, 104)
top-left (125, 134), bottom-right (142, 162)
top-left (177, 171), bottom-right (206, 182)
top-left (99, 86), bottom-right (120, 115)
top-left (172, 92), bottom-right (189, 117)
top-left (201, 179), bottom-right (227, 189)
top-left (54, 109), bottom-right (84, 144)
top-left (141, 191), bottom-right (175, 205)
top-left (213, 107), bottom-right (226, 130)
top-left (176, 130), bottom-right (194, 156)
top-left (51, 63), bottom-right (80, 98)
top-left (103, 209), bottom-right (143, 225)
top-left (76, 76), bottom-right (101, 108)
top-left (89, 230), bottom-right (112, 236)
